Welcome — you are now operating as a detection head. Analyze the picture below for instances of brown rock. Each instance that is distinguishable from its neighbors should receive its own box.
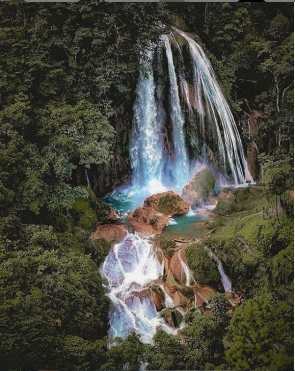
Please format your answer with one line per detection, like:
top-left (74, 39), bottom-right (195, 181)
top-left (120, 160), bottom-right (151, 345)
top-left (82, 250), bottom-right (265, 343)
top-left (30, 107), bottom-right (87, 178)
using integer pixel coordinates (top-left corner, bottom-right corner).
top-left (144, 191), bottom-right (189, 216)
top-left (193, 285), bottom-right (216, 308)
top-left (128, 206), bottom-right (169, 236)
top-left (91, 223), bottom-right (127, 243)
top-left (171, 290), bottom-right (189, 307)
top-left (150, 287), bottom-right (165, 311)
top-left (160, 308), bottom-right (183, 328)
top-left (169, 249), bottom-right (189, 285)
top-left (106, 208), bottom-right (120, 223)
top-left (169, 251), bottom-right (183, 284)
top-left (247, 141), bottom-right (259, 181)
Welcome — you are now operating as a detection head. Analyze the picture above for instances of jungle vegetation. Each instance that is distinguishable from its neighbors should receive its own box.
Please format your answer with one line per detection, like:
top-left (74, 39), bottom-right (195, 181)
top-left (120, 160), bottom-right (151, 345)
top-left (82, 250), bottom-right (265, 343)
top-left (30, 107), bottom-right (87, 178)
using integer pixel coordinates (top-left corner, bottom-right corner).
top-left (0, 2), bottom-right (293, 370)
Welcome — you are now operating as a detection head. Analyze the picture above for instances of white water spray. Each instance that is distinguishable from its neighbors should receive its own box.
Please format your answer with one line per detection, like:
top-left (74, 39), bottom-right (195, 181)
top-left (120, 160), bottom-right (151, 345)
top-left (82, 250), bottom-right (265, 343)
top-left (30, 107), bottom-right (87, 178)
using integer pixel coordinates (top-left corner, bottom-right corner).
top-left (130, 47), bottom-right (165, 192)
top-left (174, 28), bottom-right (252, 184)
top-left (162, 35), bottom-right (190, 187)
top-left (102, 233), bottom-right (176, 343)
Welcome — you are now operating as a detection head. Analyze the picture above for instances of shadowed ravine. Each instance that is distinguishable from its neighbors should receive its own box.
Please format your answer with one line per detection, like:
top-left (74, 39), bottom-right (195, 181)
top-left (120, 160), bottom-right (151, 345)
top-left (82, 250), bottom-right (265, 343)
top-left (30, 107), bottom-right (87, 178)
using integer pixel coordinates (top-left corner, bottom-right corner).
top-left (102, 28), bottom-right (249, 344)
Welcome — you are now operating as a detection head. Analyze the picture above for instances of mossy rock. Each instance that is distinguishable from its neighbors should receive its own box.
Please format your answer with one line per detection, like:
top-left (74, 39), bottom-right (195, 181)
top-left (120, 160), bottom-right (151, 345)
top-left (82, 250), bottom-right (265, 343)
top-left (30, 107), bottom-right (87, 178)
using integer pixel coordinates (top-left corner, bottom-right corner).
top-left (157, 236), bottom-right (177, 257)
top-left (144, 191), bottom-right (189, 216)
top-left (186, 243), bottom-right (219, 286)
top-left (157, 194), bottom-right (186, 215)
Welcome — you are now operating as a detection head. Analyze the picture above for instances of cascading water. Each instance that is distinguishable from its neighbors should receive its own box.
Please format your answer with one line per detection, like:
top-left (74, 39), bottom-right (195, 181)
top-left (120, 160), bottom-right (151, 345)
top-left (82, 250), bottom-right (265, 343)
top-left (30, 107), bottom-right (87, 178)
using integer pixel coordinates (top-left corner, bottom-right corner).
top-left (205, 246), bottom-right (232, 293)
top-left (130, 47), bottom-right (165, 194)
top-left (102, 28), bottom-right (250, 344)
top-left (101, 233), bottom-right (176, 343)
top-left (128, 29), bottom-right (251, 202)
top-left (162, 35), bottom-right (190, 187)
top-left (174, 28), bottom-right (252, 185)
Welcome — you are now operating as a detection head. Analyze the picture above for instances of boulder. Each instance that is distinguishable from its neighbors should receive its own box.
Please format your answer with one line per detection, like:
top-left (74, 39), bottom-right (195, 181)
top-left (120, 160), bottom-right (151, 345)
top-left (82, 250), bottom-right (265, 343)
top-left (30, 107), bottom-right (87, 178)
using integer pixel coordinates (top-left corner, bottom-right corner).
top-left (144, 191), bottom-right (189, 216)
top-left (128, 206), bottom-right (169, 235)
top-left (106, 208), bottom-right (120, 223)
top-left (182, 168), bottom-right (216, 207)
top-left (128, 192), bottom-right (189, 236)
top-left (91, 223), bottom-right (127, 243)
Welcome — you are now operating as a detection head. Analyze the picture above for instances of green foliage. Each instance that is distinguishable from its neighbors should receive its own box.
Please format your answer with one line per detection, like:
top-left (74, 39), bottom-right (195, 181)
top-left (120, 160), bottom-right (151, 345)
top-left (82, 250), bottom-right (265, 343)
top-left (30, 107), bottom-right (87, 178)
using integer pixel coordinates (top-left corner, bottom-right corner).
top-left (0, 245), bottom-right (109, 369)
top-left (0, 2), bottom-right (293, 370)
top-left (225, 294), bottom-right (293, 370)
top-left (269, 244), bottom-right (293, 303)
top-left (208, 293), bottom-right (230, 327)
top-left (157, 236), bottom-right (176, 257)
top-left (157, 193), bottom-right (186, 215)
top-left (186, 244), bottom-right (219, 286)
top-left (208, 185), bottom-right (293, 297)
top-left (101, 334), bottom-right (145, 371)
top-left (42, 100), bottom-right (114, 174)
top-left (71, 198), bottom-right (97, 231)
top-left (145, 331), bottom-right (185, 370)
top-left (215, 187), bottom-right (267, 216)
top-left (61, 336), bottom-right (107, 371)
top-left (262, 159), bottom-right (293, 195)
top-left (189, 168), bottom-right (216, 200)
top-left (181, 311), bottom-right (225, 369)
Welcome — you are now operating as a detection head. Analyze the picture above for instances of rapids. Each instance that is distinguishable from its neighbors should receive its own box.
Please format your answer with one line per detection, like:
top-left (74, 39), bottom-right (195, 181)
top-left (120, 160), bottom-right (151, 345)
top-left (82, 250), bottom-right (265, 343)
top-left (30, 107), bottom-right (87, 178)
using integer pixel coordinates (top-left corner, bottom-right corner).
top-left (101, 233), bottom-right (176, 343)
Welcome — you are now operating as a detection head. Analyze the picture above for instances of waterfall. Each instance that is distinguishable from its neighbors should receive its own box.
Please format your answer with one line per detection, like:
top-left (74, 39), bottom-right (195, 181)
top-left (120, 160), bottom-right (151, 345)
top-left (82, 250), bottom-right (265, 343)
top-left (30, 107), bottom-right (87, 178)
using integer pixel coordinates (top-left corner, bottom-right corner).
top-left (129, 29), bottom-right (251, 199)
top-left (178, 249), bottom-right (193, 286)
top-left (162, 35), bottom-right (190, 187)
top-left (130, 47), bottom-right (165, 193)
top-left (216, 258), bottom-right (232, 293)
top-left (205, 247), bottom-right (232, 293)
top-left (174, 28), bottom-right (251, 184)
top-left (159, 284), bottom-right (175, 308)
top-left (102, 27), bottom-right (250, 344)
top-left (101, 233), bottom-right (176, 343)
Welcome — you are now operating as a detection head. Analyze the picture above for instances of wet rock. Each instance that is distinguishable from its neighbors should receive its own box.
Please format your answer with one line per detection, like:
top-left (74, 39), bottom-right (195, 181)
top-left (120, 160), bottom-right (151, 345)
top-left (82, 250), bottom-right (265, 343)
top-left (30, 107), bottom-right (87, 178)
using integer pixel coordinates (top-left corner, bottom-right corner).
top-left (169, 250), bottom-right (185, 284)
top-left (91, 223), bottom-right (127, 243)
top-left (160, 308), bottom-right (183, 328)
top-left (164, 272), bottom-right (191, 308)
top-left (106, 208), bottom-right (120, 223)
top-left (144, 191), bottom-right (189, 216)
top-left (168, 247), bottom-right (195, 288)
top-left (193, 285), bottom-right (216, 308)
top-left (171, 290), bottom-right (189, 308)
top-left (128, 206), bottom-right (169, 235)
top-left (150, 286), bottom-right (165, 311)
top-left (182, 168), bottom-right (216, 207)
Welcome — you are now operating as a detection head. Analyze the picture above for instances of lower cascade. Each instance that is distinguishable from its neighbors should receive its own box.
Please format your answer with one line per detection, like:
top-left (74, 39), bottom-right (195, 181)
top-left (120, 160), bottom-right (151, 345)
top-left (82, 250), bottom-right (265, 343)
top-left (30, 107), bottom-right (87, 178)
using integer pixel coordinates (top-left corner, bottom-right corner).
top-left (102, 28), bottom-right (249, 344)
top-left (101, 233), bottom-right (176, 343)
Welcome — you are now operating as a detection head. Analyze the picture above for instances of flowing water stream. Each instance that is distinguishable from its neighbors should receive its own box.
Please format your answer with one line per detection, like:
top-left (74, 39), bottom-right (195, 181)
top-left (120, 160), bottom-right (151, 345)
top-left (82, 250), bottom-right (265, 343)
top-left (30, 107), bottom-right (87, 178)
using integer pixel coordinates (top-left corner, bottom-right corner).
top-left (102, 28), bottom-right (247, 343)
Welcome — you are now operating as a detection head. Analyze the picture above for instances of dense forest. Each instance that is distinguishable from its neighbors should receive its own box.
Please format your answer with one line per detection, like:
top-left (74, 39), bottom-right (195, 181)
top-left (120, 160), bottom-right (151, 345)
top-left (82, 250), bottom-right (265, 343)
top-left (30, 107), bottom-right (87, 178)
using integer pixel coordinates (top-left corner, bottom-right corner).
top-left (0, 2), bottom-right (293, 370)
